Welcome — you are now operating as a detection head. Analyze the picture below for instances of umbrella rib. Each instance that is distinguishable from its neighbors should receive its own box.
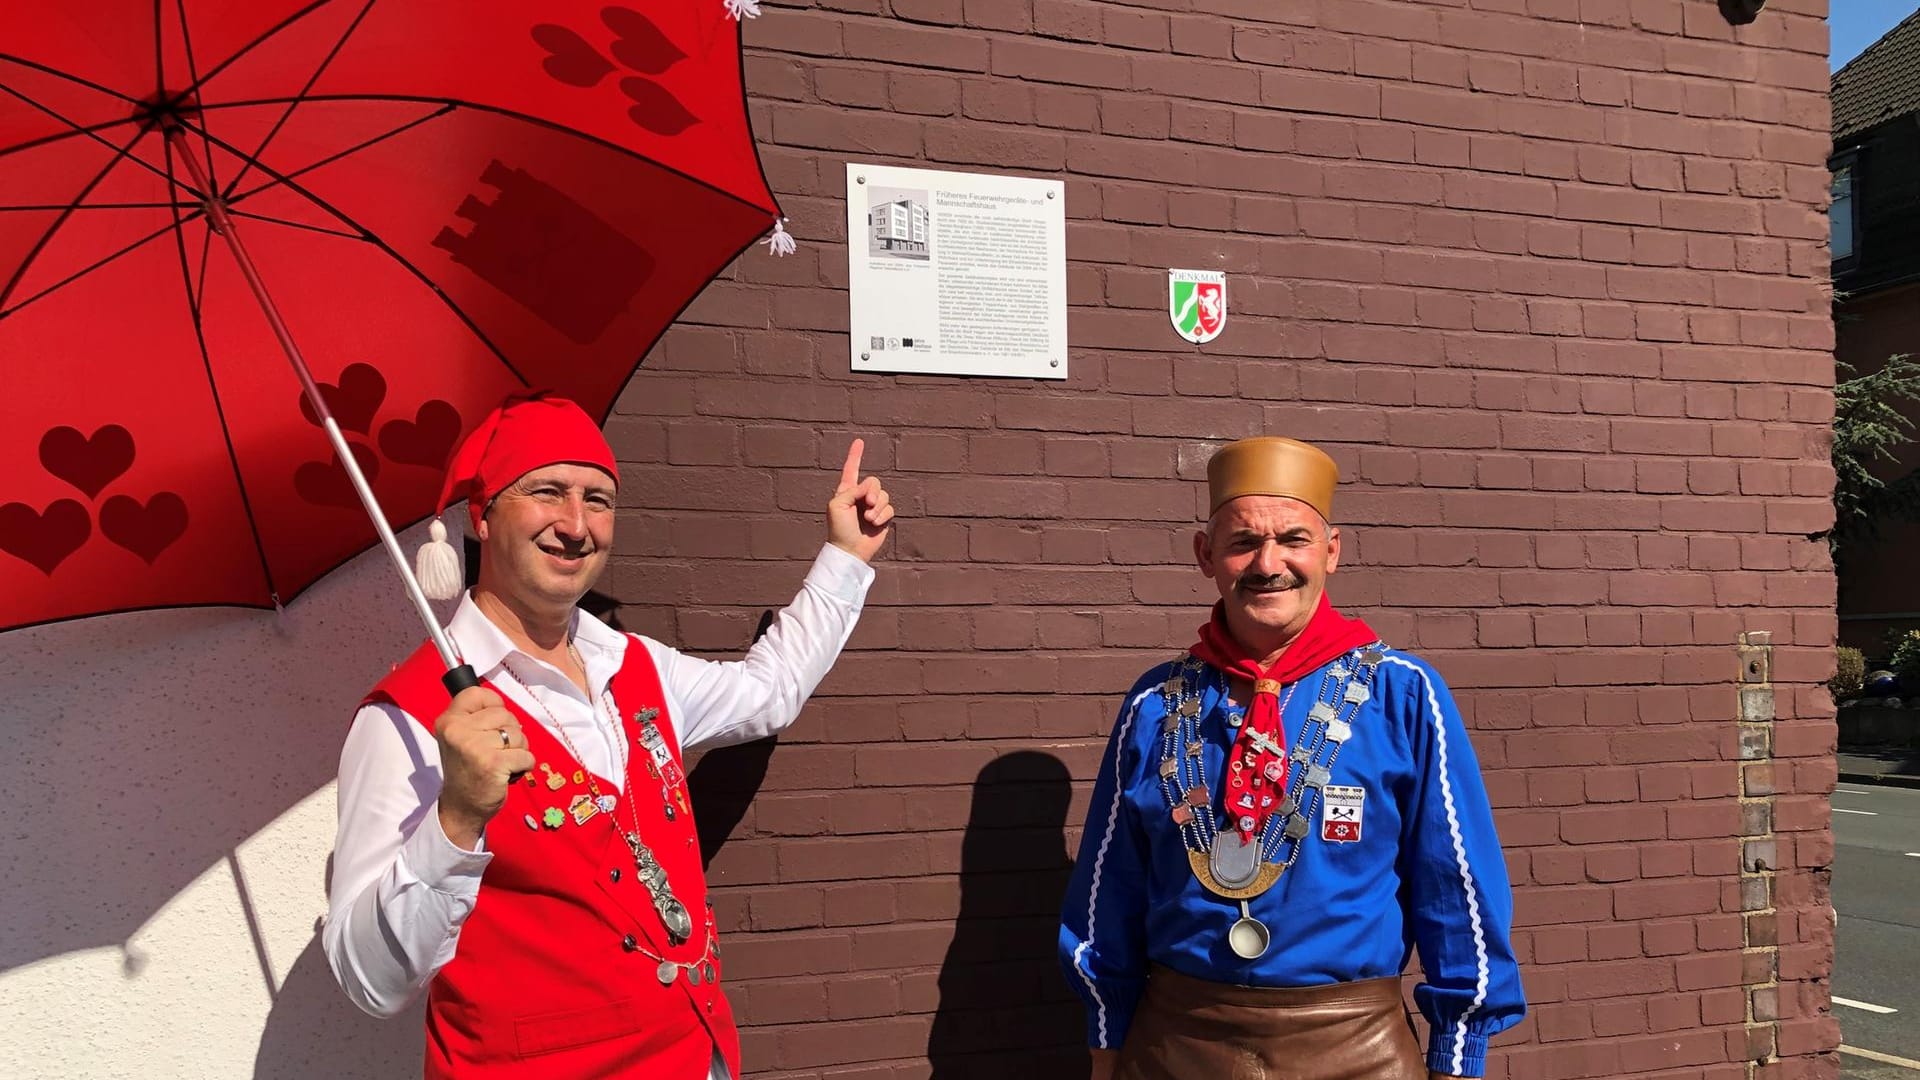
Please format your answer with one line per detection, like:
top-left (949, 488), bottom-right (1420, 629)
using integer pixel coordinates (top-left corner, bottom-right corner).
top-left (0, 202), bottom-right (198, 212)
top-left (0, 118), bottom-right (161, 310)
top-left (172, 0), bottom-right (224, 206)
top-left (0, 214), bottom-right (198, 322)
top-left (196, 218), bottom-right (212, 309)
top-left (179, 0), bottom-right (336, 99)
top-left (0, 115), bottom-right (143, 163)
top-left (161, 132), bottom-right (199, 319)
top-left (223, 0), bottom-right (379, 200)
top-left (175, 115), bottom-right (531, 388)
top-left (161, 135), bottom-right (285, 605)
top-left (225, 208), bottom-right (365, 241)
top-left (0, 53), bottom-right (142, 106)
top-left (153, 0), bottom-right (165, 101)
top-left (194, 94), bottom-right (781, 219)
top-left (0, 81), bottom-right (199, 199)
top-left (226, 103), bottom-right (453, 206)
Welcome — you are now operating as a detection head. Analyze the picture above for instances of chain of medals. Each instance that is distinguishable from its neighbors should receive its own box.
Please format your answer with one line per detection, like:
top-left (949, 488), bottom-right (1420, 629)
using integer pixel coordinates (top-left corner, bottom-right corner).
top-left (498, 644), bottom-right (709, 977)
top-left (1155, 645), bottom-right (1387, 957)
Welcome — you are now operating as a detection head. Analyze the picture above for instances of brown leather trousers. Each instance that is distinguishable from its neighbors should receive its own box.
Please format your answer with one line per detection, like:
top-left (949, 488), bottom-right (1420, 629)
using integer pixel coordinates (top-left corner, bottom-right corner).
top-left (1115, 965), bottom-right (1424, 1080)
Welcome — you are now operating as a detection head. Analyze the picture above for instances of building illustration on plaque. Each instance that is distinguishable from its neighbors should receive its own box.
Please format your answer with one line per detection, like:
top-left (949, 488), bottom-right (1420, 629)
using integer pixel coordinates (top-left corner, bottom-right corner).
top-left (867, 188), bottom-right (930, 260)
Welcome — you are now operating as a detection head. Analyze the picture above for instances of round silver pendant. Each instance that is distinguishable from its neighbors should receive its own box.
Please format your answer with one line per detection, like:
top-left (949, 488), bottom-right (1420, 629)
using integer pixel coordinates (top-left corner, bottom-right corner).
top-left (661, 900), bottom-right (694, 944)
top-left (656, 960), bottom-right (678, 985)
top-left (1228, 915), bottom-right (1271, 959)
top-left (1208, 829), bottom-right (1262, 891)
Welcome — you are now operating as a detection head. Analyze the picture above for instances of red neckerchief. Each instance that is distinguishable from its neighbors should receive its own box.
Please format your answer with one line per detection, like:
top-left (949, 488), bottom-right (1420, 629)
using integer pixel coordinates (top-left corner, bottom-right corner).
top-left (1189, 594), bottom-right (1377, 840)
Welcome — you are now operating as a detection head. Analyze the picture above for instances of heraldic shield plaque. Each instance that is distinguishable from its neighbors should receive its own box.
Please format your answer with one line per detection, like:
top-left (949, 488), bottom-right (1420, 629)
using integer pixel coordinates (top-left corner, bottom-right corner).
top-left (1168, 268), bottom-right (1226, 344)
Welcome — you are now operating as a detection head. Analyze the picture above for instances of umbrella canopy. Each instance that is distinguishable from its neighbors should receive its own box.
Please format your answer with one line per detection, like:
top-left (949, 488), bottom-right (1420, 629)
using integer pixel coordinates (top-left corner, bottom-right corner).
top-left (0, 1), bottom-right (778, 632)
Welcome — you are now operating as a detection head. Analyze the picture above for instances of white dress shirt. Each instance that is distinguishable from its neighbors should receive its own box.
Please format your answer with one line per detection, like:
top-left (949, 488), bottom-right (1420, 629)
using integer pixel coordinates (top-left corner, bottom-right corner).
top-left (325, 544), bottom-right (873, 1079)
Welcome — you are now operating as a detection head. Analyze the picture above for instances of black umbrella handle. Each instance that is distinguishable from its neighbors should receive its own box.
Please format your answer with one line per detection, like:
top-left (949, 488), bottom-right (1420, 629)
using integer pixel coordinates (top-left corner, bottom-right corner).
top-left (442, 664), bottom-right (480, 697)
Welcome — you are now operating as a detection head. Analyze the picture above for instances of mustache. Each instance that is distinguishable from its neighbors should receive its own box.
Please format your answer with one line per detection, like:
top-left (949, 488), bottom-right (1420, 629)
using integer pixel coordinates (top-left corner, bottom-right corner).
top-left (1235, 573), bottom-right (1301, 592)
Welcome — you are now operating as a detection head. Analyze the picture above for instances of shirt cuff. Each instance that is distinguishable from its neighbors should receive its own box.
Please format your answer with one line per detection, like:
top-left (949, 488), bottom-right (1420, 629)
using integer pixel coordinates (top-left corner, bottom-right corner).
top-left (1426, 1030), bottom-right (1488, 1078)
top-left (811, 541), bottom-right (876, 598)
top-left (404, 799), bottom-right (494, 894)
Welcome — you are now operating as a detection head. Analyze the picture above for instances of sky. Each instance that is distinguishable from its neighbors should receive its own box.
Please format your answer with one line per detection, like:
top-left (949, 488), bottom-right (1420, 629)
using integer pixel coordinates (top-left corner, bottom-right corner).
top-left (1831, 0), bottom-right (1920, 70)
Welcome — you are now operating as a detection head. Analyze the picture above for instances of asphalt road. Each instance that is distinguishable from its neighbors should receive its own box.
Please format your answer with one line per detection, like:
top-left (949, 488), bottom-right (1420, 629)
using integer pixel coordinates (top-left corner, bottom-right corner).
top-left (1834, 782), bottom-right (1920, 1077)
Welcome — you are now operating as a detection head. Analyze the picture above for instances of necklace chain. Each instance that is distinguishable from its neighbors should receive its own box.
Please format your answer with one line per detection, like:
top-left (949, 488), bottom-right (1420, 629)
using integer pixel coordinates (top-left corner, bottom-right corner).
top-left (497, 640), bottom-right (699, 945)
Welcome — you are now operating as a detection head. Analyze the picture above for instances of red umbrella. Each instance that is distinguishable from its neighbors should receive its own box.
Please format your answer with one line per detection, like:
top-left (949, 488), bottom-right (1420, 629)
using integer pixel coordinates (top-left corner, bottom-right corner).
top-left (0, 1), bottom-right (783, 677)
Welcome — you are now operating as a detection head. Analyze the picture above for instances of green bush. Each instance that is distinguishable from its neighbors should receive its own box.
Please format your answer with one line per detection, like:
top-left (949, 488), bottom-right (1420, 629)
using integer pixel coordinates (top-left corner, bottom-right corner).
top-left (1892, 630), bottom-right (1920, 690)
top-left (1831, 646), bottom-right (1866, 701)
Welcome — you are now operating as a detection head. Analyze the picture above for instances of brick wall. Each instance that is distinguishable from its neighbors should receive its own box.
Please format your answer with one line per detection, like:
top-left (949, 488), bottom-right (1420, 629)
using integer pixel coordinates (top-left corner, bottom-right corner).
top-left (611, 1), bottom-right (1840, 1076)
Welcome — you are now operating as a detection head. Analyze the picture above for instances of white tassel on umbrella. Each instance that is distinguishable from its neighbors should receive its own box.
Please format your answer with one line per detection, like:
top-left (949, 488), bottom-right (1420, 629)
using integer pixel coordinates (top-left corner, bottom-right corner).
top-left (724, 0), bottom-right (762, 19)
top-left (761, 217), bottom-right (796, 256)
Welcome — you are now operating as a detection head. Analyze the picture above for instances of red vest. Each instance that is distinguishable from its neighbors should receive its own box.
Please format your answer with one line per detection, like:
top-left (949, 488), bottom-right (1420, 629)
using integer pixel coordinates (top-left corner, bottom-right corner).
top-left (366, 639), bottom-right (741, 1080)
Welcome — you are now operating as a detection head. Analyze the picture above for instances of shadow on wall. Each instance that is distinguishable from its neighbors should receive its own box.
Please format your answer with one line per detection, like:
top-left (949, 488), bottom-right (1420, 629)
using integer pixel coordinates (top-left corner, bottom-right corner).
top-left (0, 539), bottom-right (426, 979)
top-left (254, 927), bottom-right (423, 1079)
top-left (927, 751), bottom-right (1092, 1080)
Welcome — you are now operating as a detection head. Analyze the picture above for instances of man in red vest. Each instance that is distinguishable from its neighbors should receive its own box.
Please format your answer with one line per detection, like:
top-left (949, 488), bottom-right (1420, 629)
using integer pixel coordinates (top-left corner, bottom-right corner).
top-left (325, 393), bottom-right (892, 1078)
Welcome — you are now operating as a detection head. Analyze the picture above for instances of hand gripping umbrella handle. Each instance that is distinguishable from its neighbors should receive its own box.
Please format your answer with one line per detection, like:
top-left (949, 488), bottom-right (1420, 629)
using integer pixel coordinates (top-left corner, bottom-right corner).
top-left (442, 664), bottom-right (480, 696)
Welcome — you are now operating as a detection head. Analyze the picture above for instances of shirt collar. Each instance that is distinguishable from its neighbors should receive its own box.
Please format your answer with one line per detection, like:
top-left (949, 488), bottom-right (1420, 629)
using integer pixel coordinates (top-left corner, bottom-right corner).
top-left (446, 593), bottom-right (628, 687)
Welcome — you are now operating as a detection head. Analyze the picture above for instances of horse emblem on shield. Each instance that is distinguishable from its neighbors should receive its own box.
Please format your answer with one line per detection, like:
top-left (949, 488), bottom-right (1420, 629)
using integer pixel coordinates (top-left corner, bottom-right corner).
top-left (1168, 269), bottom-right (1226, 344)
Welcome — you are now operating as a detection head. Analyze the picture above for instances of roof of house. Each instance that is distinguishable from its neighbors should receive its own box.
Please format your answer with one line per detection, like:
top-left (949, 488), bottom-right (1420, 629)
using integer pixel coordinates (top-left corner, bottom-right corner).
top-left (1834, 8), bottom-right (1920, 143)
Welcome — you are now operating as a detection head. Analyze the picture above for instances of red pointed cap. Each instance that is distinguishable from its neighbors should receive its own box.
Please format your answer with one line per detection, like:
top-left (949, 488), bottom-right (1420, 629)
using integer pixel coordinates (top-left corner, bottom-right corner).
top-left (435, 392), bottom-right (617, 532)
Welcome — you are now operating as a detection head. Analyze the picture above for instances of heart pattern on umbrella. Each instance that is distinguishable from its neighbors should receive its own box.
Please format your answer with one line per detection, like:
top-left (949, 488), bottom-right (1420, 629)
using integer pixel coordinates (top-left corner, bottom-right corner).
top-left (101, 492), bottom-right (189, 564)
top-left (532, 8), bottom-right (700, 135)
top-left (289, 364), bottom-right (462, 509)
top-left (3, 425), bottom-right (190, 574)
top-left (40, 425), bottom-right (135, 499)
top-left (0, 499), bottom-right (91, 574)
top-left (294, 441), bottom-right (382, 509)
top-left (380, 400), bottom-right (463, 468)
top-left (1, 0), bottom-right (776, 631)
top-left (531, 24), bottom-right (616, 88)
top-left (603, 7), bottom-right (688, 75)
top-left (297, 363), bottom-right (387, 435)
top-left (621, 78), bottom-right (698, 136)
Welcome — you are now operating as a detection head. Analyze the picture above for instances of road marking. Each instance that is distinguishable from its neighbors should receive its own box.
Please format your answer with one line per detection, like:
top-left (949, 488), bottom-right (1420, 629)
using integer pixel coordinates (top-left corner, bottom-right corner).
top-left (1839, 1045), bottom-right (1920, 1071)
top-left (1907, 852), bottom-right (1920, 858)
top-left (1836, 787), bottom-right (1875, 795)
top-left (1834, 996), bottom-right (1899, 1015)
top-left (1834, 808), bottom-right (1878, 815)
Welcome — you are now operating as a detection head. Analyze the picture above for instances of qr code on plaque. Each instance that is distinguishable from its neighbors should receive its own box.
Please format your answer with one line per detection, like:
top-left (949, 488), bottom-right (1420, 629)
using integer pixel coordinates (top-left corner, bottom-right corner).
top-left (869, 336), bottom-right (886, 350)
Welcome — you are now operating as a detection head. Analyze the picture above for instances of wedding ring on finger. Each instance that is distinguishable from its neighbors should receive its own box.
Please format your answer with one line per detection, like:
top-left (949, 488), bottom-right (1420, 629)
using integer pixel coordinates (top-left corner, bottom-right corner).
top-left (498, 729), bottom-right (512, 749)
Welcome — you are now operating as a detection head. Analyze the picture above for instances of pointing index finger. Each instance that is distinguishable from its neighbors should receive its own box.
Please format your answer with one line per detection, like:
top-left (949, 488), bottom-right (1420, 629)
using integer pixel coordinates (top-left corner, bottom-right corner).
top-left (839, 438), bottom-right (865, 490)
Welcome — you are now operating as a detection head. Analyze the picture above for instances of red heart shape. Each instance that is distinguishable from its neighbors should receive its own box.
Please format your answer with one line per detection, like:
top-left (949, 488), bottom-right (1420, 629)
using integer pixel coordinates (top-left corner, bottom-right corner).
top-left (298, 363), bottom-right (387, 435)
top-left (294, 442), bottom-right (381, 509)
top-left (0, 499), bottom-right (91, 575)
top-left (380, 400), bottom-right (462, 468)
top-left (531, 24), bottom-right (615, 88)
top-left (40, 424), bottom-right (135, 499)
top-left (100, 492), bottom-right (189, 564)
top-left (621, 77), bottom-right (698, 136)
top-left (602, 7), bottom-right (686, 75)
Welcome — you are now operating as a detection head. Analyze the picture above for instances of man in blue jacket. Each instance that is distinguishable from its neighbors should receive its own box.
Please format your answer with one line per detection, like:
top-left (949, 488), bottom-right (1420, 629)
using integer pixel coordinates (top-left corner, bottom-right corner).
top-left (1059, 436), bottom-right (1524, 1080)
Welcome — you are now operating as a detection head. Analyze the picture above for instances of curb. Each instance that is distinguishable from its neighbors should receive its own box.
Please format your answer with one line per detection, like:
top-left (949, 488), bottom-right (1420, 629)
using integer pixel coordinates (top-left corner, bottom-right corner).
top-left (1839, 771), bottom-right (1920, 791)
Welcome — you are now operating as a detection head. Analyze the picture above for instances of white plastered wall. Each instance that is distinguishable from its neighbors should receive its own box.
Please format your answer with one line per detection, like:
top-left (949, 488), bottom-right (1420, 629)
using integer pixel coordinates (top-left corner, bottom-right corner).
top-left (0, 517), bottom-right (452, 1079)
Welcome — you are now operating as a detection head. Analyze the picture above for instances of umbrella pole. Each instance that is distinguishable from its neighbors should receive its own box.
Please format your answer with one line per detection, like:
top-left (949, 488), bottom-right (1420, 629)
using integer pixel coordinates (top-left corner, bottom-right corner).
top-left (162, 125), bottom-right (475, 692)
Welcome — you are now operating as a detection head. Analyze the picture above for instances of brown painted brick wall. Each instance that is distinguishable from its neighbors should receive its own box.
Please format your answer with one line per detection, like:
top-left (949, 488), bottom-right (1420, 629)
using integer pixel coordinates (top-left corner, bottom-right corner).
top-left (613, 1), bottom-right (1840, 1076)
